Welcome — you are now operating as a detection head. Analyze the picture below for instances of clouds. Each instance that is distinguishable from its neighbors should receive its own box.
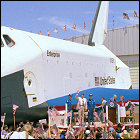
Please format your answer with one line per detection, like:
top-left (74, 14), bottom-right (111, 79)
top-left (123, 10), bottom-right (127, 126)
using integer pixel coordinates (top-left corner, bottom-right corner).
top-left (37, 16), bottom-right (90, 34)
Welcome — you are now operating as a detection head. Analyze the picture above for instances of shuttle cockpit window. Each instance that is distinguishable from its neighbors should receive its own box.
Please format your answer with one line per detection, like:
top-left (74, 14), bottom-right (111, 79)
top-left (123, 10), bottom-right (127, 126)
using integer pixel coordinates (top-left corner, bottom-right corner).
top-left (1, 39), bottom-right (4, 47)
top-left (3, 35), bottom-right (15, 47)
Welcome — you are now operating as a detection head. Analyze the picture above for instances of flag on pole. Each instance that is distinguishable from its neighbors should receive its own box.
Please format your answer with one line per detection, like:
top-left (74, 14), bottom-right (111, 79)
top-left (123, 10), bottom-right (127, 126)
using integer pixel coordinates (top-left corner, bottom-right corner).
top-left (93, 122), bottom-right (97, 129)
top-left (107, 120), bottom-right (113, 127)
top-left (75, 129), bottom-right (80, 136)
top-left (92, 19), bottom-right (94, 24)
top-left (48, 109), bottom-right (56, 121)
top-left (123, 13), bottom-right (130, 20)
top-left (72, 24), bottom-right (76, 29)
top-left (130, 103), bottom-right (135, 116)
top-left (54, 28), bottom-right (58, 33)
top-left (40, 31), bottom-right (42, 35)
top-left (84, 22), bottom-right (86, 29)
top-left (113, 16), bottom-right (114, 27)
top-left (134, 11), bottom-right (139, 18)
top-left (47, 30), bottom-right (50, 36)
top-left (1, 116), bottom-right (5, 123)
top-left (52, 124), bottom-right (58, 134)
top-left (60, 119), bottom-right (64, 126)
top-left (62, 25), bottom-right (66, 31)
top-left (80, 124), bottom-right (86, 131)
top-left (65, 111), bottom-right (72, 117)
top-left (93, 111), bottom-right (99, 119)
top-left (13, 104), bottom-right (19, 114)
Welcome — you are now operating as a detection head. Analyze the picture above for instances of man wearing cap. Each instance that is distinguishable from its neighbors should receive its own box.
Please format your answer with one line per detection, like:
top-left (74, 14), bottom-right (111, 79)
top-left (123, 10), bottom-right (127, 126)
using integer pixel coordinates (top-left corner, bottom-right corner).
top-left (87, 94), bottom-right (95, 125)
top-left (75, 90), bottom-right (87, 126)
top-left (66, 94), bottom-right (73, 125)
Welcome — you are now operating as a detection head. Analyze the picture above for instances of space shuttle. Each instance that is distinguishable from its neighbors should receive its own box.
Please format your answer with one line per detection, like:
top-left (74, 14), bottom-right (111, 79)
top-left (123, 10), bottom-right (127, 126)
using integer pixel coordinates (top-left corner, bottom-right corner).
top-left (1, 1), bottom-right (138, 125)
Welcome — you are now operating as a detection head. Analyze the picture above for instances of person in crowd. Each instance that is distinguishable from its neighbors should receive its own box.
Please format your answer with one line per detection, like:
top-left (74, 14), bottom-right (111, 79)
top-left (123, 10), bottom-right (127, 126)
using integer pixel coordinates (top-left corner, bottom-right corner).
top-left (2, 125), bottom-right (8, 133)
top-left (87, 94), bottom-right (95, 126)
top-left (75, 90), bottom-right (87, 126)
top-left (66, 94), bottom-right (73, 125)
top-left (7, 125), bottom-right (13, 133)
top-left (9, 123), bottom-right (34, 139)
top-left (115, 127), bottom-right (122, 139)
top-left (117, 96), bottom-right (126, 124)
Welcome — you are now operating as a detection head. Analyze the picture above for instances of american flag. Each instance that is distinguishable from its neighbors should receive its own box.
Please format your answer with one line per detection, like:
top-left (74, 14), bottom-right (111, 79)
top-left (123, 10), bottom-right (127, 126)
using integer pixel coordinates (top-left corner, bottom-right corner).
top-left (1, 116), bottom-right (5, 123)
top-left (93, 122), bottom-right (97, 129)
top-left (54, 109), bottom-right (60, 116)
top-left (113, 16), bottom-right (114, 26)
top-left (60, 119), bottom-right (64, 126)
top-left (80, 124), bottom-right (86, 131)
top-left (93, 111), bottom-right (99, 119)
top-left (72, 24), bottom-right (76, 29)
top-left (65, 131), bottom-right (70, 137)
top-left (65, 111), bottom-right (72, 117)
top-left (52, 124), bottom-right (58, 134)
top-left (36, 127), bottom-right (44, 135)
top-left (40, 31), bottom-right (42, 35)
top-left (56, 133), bottom-right (61, 139)
top-left (95, 77), bottom-right (99, 86)
top-left (13, 104), bottom-right (19, 114)
top-left (130, 103), bottom-right (135, 116)
top-left (74, 116), bottom-right (79, 122)
top-left (48, 109), bottom-right (56, 121)
top-left (84, 22), bottom-right (86, 29)
top-left (75, 129), bottom-right (80, 136)
top-left (54, 28), bottom-right (58, 33)
top-left (47, 30), bottom-right (50, 36)
top-left (107, 119), bottom-right (113, 127)
top-left (62, 25), bottom-right (66, 31)
top-left (134, 11), bottom-right (139, 18)
top-left (123, 13), bottom-right (130, 20)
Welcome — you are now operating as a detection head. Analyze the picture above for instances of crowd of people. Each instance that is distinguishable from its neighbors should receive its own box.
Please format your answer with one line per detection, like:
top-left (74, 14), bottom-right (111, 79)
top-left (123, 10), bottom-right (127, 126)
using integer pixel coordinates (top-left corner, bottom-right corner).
top-left (1, 91), bottom-right (139, 139)
top-left (1, 120), bottom-right (139, 139)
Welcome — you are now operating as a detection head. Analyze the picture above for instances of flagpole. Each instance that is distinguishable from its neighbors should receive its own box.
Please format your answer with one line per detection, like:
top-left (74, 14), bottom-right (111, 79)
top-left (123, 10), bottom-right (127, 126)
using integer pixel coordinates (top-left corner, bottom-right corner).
top-left (48, 106), bottom-right (51, 137)
top-left (123, 18), bottom-right (124, 29)
top-left (14, 112), bottom-right (15, 130)
top-left (133, 17), bottom-right (135, 27)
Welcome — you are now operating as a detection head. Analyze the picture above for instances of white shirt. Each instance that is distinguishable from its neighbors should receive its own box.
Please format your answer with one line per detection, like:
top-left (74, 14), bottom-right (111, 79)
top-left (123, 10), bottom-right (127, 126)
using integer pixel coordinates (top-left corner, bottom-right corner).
top-left (10, 131), bottom-right (34, 139)
top-left (78, 97), bottom-right (87, 106)
top-left (9, 131), bottom-right (20, 139)
top-left (102, 100), bottom-right (107, 107)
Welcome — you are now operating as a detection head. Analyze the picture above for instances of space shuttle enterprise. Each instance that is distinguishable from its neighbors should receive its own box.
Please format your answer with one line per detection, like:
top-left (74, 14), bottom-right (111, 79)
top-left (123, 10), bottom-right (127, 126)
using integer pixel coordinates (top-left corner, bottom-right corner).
top-left (1, 1), bottom-right (139, 125)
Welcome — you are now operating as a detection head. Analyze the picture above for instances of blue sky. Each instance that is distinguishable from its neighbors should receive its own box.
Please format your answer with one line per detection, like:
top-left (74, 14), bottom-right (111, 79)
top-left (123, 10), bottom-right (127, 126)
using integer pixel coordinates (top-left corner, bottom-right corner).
top-left (1, 1), bottom-right (139, 39)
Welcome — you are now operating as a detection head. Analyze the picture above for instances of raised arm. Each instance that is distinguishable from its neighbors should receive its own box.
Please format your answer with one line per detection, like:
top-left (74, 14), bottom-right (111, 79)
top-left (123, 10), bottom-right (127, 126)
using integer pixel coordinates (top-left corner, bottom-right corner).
top-left (75, 90), bottom-right (79, 100)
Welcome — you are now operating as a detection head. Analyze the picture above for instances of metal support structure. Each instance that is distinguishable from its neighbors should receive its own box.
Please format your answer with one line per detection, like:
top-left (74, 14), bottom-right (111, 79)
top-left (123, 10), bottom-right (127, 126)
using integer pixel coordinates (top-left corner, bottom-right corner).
top-left (117, 105), bottom-right (120, 123)
top-left (106, 105), bottom-right (108, 126)
top-left (65, 103), bottom-right (68, 127)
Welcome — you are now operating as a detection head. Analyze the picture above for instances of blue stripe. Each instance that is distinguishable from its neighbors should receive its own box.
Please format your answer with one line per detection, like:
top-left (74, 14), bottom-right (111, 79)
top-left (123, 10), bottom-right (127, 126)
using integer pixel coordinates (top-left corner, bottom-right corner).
top-left (46, 87), bottom-right (139, 107)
